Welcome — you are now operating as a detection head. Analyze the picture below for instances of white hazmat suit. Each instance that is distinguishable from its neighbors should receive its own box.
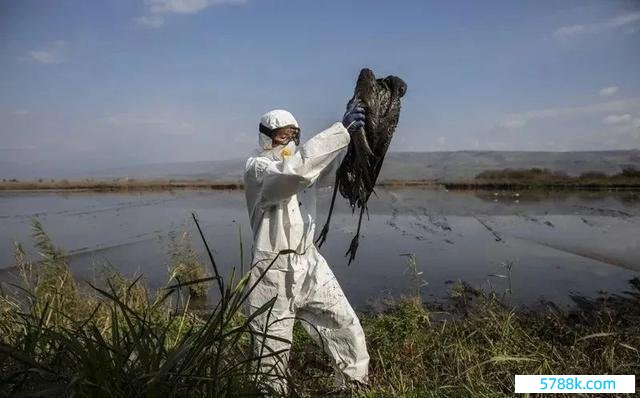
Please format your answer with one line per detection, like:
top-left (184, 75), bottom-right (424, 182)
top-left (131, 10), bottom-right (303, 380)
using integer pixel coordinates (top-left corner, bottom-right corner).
top-left (244, 109), bottom-right (370, 390)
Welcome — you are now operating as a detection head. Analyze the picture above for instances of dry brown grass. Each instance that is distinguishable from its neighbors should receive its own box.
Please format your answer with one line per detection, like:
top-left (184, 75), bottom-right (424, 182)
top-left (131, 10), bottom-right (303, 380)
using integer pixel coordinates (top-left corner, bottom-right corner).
top-left (0, 178), bottom-right (243, 191)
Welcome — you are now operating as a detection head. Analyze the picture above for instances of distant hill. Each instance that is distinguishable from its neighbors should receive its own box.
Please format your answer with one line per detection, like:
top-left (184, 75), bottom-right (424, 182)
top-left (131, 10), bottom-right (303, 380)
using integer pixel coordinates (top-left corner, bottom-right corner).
top-left (3, 150), bottom-right (640, 182)
top-left (378, 150), bottom-right (640, 181)
top-left (85, 159), bottom-right (247, 181)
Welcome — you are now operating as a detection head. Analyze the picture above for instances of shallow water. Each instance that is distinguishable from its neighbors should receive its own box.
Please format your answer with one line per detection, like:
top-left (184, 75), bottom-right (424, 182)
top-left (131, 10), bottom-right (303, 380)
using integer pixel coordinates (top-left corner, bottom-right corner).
top-left (1, 188), bottom-right (639, 310)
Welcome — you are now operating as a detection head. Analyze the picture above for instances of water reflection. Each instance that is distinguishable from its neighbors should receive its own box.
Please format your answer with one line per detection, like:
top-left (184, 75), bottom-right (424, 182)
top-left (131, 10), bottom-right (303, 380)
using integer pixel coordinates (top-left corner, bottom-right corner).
top-left (0, 188), bottom-right (638, 310)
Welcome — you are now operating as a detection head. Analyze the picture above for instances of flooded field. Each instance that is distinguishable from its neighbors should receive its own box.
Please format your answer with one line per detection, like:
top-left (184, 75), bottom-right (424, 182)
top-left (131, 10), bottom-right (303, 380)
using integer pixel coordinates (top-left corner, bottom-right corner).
top-left (1, 188), bottom-right (639, 310)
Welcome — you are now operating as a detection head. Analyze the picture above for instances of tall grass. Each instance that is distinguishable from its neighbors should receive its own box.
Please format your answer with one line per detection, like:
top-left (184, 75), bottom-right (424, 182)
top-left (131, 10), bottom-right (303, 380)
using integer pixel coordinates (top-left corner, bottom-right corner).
top-left (167, 230), bottom-right (209, 298)
top-left (0, 215), bottom-right (292, 397)
top-left (1, 220), bottom-right (639, 397)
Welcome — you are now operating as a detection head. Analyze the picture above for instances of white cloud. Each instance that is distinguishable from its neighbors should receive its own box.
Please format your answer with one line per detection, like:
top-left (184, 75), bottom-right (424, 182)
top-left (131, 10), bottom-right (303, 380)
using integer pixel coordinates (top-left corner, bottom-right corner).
top-left (605, 114), bottom-right (640, 133)
top-left (436, 136), bottom-right (446, 145)
top-left (499, 116), bottom-right (528, 129)
top-left (12, 110), bottom-right (29, 116)
top-left (499, 98), bottom-right (639, 128)
top-left (136, 0), bottom-right (246, 28)
top-left (599, 86), bottom-right (619, 96)
top-left (603, 114), bottom-right (632, 125)
top-left (28, 40), bottom-right (68, 64)
top-left (29, 51), bottom-right (61, 64)
top-left (554, 11), bottom-right (640, 40)
top-left (147, 0), bottom-right (215, 14)
top-left (555, 25), bottom-right (587, 39)
top-left (135, 15), bottom-right (165, 28)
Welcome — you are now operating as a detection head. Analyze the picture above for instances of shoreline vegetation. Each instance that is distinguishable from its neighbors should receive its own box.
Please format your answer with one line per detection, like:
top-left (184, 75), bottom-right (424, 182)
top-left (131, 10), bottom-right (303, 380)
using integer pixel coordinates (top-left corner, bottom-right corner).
top-left (443, 167), bottom-right (640, 190)
top-left (2, 167), bottom-right (640, 192)
top-left (0, 178), bottom-right (244, 191)
top-left (1, 219), bottom-right (639, 397)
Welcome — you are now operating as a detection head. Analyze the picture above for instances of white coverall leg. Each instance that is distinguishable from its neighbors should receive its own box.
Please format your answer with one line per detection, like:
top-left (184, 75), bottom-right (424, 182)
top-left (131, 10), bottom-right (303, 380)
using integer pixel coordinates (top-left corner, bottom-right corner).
top-left (243, 110), bottom-right (369, 391)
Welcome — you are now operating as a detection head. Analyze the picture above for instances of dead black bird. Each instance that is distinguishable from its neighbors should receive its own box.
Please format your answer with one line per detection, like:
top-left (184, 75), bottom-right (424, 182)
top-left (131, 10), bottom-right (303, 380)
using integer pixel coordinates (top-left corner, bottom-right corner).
top-left (316, 68), bottom-right (407, 263)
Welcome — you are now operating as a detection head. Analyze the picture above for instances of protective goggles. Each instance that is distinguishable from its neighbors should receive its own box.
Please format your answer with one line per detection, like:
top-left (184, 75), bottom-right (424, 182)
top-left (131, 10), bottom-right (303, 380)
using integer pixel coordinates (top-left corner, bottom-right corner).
top-left (259, 124), bottom-right (300, 145)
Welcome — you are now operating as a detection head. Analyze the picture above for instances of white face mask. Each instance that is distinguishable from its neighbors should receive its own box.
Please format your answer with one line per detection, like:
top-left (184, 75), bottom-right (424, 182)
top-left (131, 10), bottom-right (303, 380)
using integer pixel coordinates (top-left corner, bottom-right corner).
top-left (277, 140), bottom-right (297, 160)
top-left (262, 139), bottom-right (297, 160)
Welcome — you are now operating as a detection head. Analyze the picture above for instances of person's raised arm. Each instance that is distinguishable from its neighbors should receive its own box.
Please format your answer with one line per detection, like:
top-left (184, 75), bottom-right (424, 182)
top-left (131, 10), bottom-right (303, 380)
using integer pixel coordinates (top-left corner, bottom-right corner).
top-left (257, 122), bottom-right (350, 207)
top-left (253, 101), bottom-right (365, 208)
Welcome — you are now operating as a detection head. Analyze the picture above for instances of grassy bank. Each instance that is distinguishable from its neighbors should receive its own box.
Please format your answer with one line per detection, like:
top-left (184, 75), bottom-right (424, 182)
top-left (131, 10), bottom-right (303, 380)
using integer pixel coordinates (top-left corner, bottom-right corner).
top-left (444, 167), bottom-right (640, 190)
top-left (1, 220), bottom-right (639, 397)
top-left (3, 167), bottom-right (640, 192)
top-left (0, 178), bottom-right (243, 191)
top-left (0, 178), bottom-right (441, 191)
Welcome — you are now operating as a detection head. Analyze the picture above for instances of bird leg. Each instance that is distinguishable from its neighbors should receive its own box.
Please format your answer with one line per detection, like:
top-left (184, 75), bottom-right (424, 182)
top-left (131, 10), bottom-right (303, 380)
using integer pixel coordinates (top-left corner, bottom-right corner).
top-left (352, 126), bottom-right (373, 158)
top-left (346, 205), bottom-right (366, 265)
top-left (315, 175), bottom-right (340, 247)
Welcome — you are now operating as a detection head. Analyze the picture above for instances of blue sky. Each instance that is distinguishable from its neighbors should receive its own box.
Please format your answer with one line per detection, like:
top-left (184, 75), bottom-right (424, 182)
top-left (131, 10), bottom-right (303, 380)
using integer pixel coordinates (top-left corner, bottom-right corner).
top-left (1, 0), bottom-right (639, 174)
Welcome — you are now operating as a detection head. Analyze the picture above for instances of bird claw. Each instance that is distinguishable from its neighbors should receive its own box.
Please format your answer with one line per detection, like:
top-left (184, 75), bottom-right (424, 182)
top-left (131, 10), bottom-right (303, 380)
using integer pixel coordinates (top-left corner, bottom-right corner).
top-left (345, 234), bottom-right (360, 265)
top-left (315, 223), bottom-right (330, 247)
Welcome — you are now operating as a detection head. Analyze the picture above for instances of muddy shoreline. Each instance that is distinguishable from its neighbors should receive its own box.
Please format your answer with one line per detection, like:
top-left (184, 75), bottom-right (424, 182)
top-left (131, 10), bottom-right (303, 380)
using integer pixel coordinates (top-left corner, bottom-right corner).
top-left (0, 180), bottom-right (244, 191)
top-left (2, 178), bottom-right (640, 192)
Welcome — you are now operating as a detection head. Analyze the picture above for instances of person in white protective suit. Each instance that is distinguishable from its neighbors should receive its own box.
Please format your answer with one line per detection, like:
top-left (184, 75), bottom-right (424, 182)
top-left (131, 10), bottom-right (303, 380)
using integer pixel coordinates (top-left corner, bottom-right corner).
top-left (244, 105), bottom-right (370, 392)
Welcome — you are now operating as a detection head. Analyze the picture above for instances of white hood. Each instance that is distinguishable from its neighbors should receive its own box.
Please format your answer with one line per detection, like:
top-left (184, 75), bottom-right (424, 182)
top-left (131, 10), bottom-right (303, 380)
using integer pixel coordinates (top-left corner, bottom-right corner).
top-left (258, 109), bottom-right (299, 150)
